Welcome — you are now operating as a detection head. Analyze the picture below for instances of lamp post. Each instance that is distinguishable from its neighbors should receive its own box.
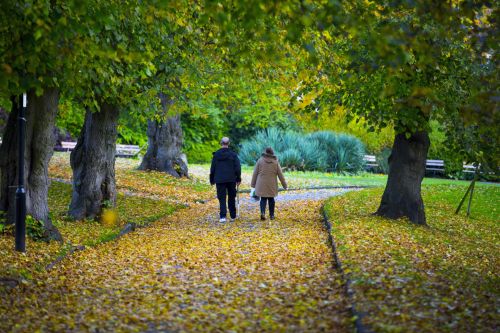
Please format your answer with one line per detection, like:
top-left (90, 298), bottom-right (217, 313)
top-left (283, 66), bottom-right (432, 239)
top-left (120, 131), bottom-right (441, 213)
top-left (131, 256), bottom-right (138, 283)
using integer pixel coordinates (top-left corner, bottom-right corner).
top-left (15, 93), bottom-right (27, 252)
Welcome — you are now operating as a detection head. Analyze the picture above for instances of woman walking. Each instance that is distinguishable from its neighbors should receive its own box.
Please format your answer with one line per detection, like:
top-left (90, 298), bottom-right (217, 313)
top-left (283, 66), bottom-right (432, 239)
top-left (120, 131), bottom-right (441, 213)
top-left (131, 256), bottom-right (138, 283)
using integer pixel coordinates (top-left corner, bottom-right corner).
top-left (251, 147), bottom-right (288, 220)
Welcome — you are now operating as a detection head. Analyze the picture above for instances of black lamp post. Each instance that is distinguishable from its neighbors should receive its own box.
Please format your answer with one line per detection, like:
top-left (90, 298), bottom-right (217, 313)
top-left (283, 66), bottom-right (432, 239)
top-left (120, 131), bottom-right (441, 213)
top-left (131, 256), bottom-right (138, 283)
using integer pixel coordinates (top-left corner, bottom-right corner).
top-left (15, 93), bottom-right (26, 252)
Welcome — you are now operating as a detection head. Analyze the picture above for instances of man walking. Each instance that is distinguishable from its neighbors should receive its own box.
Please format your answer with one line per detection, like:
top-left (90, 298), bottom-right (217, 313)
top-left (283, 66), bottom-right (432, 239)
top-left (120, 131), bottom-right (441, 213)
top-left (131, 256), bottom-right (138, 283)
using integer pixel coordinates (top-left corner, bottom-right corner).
top-left (210, 137), bottom-right (241, 223)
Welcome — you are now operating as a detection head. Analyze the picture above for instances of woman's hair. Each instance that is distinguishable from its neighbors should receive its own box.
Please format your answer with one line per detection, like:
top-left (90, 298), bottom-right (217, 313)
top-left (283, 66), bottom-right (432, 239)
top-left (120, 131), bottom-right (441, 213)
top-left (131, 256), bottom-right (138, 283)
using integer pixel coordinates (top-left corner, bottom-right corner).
top-left (265, 147), bottom-right (274, 155)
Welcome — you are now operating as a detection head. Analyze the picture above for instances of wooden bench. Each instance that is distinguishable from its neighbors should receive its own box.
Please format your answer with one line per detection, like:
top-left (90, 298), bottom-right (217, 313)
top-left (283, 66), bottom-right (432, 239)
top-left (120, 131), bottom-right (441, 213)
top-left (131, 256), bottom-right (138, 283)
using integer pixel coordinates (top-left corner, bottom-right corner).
top-left (60, 141), bottom-right (76, 151)
top-left (57, 141), bottom-right (141, 158)
top-left (363, 155), bottom-right (378, 168)
top-left (425, 159), bottom-right (445, 173)
top-left (115, 144), bottom-right (141, 158)
top-left (364, 156), bottom-right (478, 174)
top-left (364, 155), bottom-right (447, 173)
top-left (462, 164), bottom-right (477, 173)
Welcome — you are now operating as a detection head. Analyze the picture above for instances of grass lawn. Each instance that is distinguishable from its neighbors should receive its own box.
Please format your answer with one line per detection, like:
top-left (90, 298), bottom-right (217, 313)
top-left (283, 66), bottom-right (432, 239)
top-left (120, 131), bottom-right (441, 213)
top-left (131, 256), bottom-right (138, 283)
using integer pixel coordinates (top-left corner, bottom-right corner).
top-left (324, 184), bottom-right (499, 332)
top-left (0, 155), bottom-right (213, 282)
top-left (48, 181), bottom-right (181, 246)
top-left (49, 153), bottom-right (212, 204)
top-left (190, 163), bottom-right (490, 189)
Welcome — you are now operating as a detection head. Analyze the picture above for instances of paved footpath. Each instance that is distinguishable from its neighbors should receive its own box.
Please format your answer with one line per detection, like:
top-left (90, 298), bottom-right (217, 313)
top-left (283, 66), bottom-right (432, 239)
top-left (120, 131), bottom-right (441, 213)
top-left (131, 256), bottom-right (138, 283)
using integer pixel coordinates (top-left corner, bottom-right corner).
top-left (1, 190), bottom-right (354, 332)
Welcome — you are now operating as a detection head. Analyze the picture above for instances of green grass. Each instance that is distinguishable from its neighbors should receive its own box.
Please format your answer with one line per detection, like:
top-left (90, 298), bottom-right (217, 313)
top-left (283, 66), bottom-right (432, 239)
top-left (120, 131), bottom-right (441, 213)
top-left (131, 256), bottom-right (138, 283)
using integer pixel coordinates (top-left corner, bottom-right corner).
top-left (324, 185), bottom-right (499, 332)
top-left (191, 163), bottom-right (497, 189)
top-left (48, 181), bottom-right (181, 246)
top-left (423, 183), bottom-right (499, 221)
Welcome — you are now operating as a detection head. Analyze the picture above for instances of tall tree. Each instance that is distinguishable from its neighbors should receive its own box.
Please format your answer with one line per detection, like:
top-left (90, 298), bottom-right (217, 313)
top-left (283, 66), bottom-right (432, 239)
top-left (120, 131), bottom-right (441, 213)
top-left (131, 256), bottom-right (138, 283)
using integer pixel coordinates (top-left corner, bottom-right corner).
top-left (285, 0), bottom-right (498, 224)
top-left (65, 0), bottom-right (161, 220)
top-left (339, 1), bottom-right (497, 224)
top-left (0, 1), bottom-right (82, 239)
top-left (139, 93), bottom-right (188, 177)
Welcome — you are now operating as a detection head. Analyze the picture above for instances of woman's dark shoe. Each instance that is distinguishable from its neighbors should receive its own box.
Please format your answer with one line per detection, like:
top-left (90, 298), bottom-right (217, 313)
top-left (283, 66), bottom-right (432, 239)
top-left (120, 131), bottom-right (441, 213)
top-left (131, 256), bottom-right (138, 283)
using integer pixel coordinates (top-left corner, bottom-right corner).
top-left (260, 215), bottom-right (266, 220)
top-left (270, 216), bottom-right (275, 220)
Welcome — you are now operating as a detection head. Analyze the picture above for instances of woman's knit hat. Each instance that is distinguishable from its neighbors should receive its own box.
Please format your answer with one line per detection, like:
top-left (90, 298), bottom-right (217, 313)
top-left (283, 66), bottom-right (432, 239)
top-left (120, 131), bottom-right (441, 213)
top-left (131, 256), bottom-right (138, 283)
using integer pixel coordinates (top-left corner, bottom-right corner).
top-left (264, 147), bottom-right (274, 155)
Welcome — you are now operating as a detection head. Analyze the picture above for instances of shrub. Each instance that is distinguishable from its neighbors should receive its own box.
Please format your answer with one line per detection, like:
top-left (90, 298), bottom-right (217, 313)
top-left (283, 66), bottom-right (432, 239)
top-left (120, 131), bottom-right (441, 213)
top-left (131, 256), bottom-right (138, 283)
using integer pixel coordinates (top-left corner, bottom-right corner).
top-left (239, 140), bottom-right (267, 165)
top-left (329, 134), bottom-right (366, 173)
top-left (26, 215), bottom-right (45, 241)
top-left (186, 142), bottom-right (221, 164)
top-left (239, 128), bottom-right (366, 173)
top-left (299, 139), bottom-right (326, 171)
top-left (280, 149), bottom-right (303, 170)
top-left (298, 105), bottom-right (394, 154)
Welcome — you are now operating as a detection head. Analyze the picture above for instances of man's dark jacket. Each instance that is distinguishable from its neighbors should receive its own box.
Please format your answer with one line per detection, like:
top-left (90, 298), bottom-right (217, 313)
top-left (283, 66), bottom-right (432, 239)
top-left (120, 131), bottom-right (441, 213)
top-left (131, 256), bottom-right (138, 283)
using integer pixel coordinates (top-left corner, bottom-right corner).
top-left (210, 148), bottom-right (241, 185)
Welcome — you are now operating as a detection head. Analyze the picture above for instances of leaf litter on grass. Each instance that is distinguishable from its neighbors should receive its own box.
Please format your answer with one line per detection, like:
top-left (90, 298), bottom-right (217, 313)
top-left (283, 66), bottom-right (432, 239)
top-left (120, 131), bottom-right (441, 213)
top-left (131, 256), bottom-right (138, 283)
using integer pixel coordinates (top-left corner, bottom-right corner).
top-left (324, 187), bottom-right (499, 333)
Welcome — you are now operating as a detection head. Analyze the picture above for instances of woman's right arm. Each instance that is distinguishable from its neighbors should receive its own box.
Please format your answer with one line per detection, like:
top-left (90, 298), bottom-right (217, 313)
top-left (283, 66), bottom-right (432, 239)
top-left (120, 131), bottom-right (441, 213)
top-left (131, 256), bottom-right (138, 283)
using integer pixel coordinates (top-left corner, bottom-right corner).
top-left (277, 163), bottom-right (287, 190)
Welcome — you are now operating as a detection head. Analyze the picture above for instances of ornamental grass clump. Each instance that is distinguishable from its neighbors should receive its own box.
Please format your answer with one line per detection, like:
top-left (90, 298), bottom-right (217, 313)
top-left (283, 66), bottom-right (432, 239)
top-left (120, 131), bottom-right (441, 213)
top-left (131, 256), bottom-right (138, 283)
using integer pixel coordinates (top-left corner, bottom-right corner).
top-left (239, 128), bottom-right (366, 173)
top-left (331, 134), bottom-right (366, 173)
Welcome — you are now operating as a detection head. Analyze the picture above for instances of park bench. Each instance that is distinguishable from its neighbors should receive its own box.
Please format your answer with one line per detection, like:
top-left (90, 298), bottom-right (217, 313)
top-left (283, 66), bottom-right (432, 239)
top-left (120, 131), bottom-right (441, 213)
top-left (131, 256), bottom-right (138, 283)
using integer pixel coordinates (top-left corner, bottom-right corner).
top-left (462, 163), bottom-right (476, 173)
top-left (115, 144), bottom-right (142, 158)
top-left (363, 156), bottom-right (478, 174)
top-left (58, 141), bottom-right (141, 158)
top-left (364, 155), bottom-right (447, 173)
top-left (425, 159), bottom-right (445, 173)
top-left (363, 155), bottom-right (378, 169)
top-left (60, 141), bottom-right (76, 152)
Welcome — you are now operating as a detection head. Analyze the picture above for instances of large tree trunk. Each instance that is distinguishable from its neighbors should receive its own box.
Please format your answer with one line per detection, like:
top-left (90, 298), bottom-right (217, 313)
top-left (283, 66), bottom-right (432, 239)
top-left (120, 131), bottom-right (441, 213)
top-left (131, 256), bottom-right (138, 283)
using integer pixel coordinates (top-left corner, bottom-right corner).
top-left (69, 103), bottom-right (119, 220)
top-left (139, 93), bottom-right (188, 178)
top-left (0, 97), bottom-right (18, 224)
top-left (375, 131), bottom-right (430, 225)
top-left (0, 89), bottom-right (62, 241)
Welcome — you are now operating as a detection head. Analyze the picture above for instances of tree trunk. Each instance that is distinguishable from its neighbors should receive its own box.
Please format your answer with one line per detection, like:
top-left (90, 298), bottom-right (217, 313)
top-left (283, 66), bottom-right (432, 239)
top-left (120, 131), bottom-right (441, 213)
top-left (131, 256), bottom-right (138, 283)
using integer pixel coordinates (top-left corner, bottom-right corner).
top-left (375, 131), bottom-right (430, 225)
top-left (139, 93), bottom-right (188, 178)
top-left (69, 103), bottom-right (119, 220)
top-left (0, 107), bottom-right (8, 136)
top-left (0, 89), bottom-right (62, 241)
top-left (0, 96), bottom-right (19, 225)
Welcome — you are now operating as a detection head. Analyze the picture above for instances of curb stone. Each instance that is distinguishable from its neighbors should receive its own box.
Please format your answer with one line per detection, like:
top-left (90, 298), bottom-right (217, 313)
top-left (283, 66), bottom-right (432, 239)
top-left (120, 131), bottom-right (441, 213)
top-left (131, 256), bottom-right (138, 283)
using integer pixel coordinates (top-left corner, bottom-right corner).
top-left (238, 185), bottom-right (376, 194)
top-left (321, 205), bottom-right (373, 333)
top-left (44, 209), bottom-right (188, 271)
top-left (46, 245), bottom-right (86, 270)
top-left (44, 179), bottom-right (211, 271)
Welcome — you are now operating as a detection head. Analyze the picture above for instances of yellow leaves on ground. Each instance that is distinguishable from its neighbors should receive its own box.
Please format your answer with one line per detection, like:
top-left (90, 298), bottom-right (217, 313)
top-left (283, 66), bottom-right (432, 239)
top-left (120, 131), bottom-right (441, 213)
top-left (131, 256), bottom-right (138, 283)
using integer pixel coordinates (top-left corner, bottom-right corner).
top-left (0, 200), bottom-right (352, 332)
top-left (0, 155), bottom-right (199, 291)
top-left (324, 187), bottom-right (499, 333)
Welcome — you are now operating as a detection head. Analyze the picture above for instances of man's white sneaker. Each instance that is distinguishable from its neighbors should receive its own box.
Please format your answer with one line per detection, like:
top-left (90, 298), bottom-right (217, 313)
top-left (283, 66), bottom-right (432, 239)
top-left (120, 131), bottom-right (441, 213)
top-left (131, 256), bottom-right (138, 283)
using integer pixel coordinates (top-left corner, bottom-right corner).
top-left (219, 218), bottom-right (227, 223)
top-left (230, 217), bottom-right (236, 222)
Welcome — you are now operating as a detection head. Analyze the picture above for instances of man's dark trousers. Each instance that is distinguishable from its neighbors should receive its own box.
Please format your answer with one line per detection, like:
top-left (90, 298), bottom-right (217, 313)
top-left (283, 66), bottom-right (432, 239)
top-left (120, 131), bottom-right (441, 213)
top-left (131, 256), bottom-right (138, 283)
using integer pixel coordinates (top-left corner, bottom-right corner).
top-left (216, 182), bottom-right (237, 219)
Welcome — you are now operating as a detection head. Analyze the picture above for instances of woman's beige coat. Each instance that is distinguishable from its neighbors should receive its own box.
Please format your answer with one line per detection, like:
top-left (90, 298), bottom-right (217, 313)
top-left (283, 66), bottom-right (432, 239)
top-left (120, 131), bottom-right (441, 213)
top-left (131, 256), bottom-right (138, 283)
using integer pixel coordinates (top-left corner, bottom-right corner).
top-left (251, 153), bottom-right (287, 198)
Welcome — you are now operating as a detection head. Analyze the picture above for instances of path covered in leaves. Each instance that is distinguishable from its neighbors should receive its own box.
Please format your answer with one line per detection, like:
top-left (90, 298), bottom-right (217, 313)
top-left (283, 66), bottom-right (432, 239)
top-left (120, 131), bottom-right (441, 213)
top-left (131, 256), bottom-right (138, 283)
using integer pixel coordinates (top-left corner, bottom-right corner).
top-left (1, 191), bottom-right (353, 332)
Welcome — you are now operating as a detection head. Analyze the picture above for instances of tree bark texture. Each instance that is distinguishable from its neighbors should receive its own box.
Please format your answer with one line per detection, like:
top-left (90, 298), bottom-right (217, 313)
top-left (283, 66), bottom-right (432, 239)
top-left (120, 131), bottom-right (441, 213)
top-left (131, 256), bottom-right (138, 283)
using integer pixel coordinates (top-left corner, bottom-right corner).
top-left (69, 103), bottom-right (119, 220)
top-left (0, 89), bottom-right (62, 241)
top-left (139, 94), bottom-right (188, 178)
top-left (375, 131), bottom-right (430, 225)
